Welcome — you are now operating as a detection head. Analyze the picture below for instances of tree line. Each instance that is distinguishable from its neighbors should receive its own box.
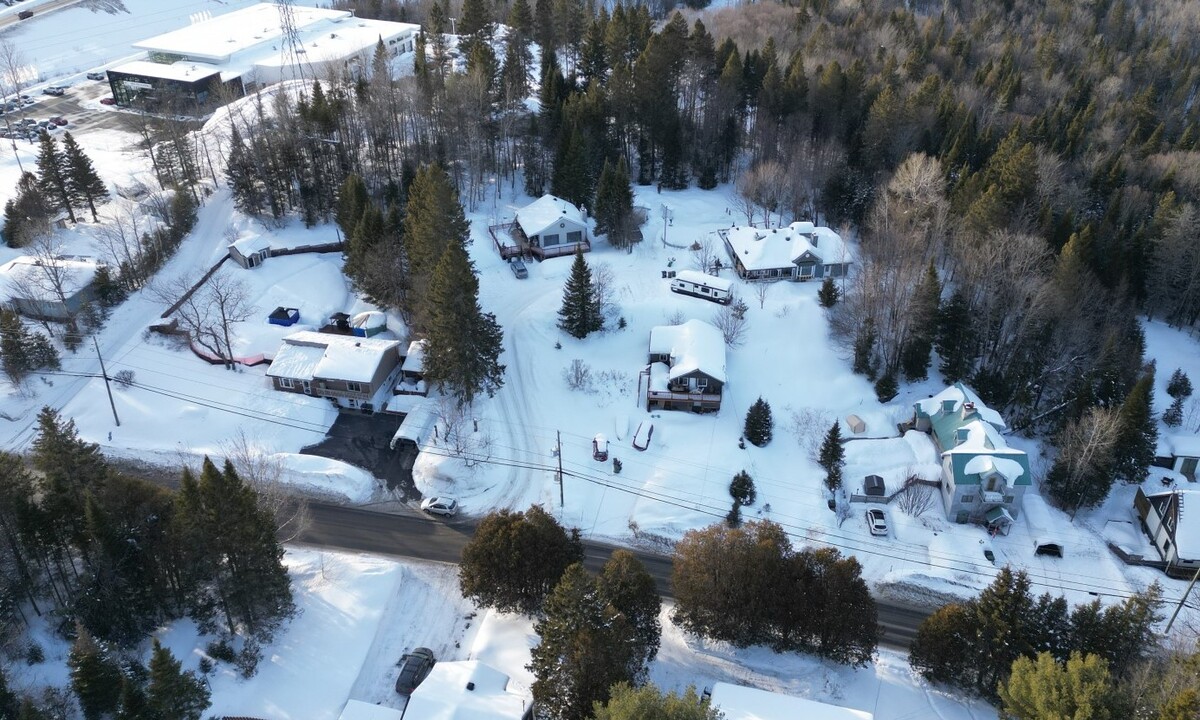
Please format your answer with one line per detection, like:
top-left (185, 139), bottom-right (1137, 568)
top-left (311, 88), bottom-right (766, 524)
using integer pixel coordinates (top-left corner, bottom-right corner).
top-left (0, 408), bottom-right (294, 716)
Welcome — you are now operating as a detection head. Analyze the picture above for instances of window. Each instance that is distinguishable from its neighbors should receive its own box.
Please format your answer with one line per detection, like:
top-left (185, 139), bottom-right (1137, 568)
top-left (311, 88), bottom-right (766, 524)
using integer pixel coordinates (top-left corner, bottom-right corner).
top-left (543, 233), bottom-right (560, 246)
top-left (696, 378), bottom-right (708, 390)
top-left (279, 378), bottom-right (295, 389)
top-left (962, 494), bottom-right (974, 503)
top-left (1004, 495), bottom-right (1014, 504)
top-left (347, 381), bottom-right (363, 393)
top-left (566, 230), bottom-right (583, 244)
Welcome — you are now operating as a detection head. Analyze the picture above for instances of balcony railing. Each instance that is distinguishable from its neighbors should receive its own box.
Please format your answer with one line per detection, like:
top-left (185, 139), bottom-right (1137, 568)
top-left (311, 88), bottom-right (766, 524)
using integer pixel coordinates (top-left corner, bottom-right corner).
top-left (647, 390), bottom-right (722, 403)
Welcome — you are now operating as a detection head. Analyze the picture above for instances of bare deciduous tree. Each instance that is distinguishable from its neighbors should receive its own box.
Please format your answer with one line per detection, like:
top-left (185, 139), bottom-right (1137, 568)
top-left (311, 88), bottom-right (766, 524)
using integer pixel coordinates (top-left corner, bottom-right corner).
top-left (95, 198), bottom-right (151, 289)
top-left (221, 428), bottom-right (311, 542)
top-left (690, 236), bottom-right (717, 273)
top-left (753, 282), bottom-right (769, 309)
top-left (895, 473), bottom-right (939, 517)
top-left (590, 262), bottom-right (617, 318)
top-left (153, 271), bottom-right (254, 367)
top-left (712, 297), bottom-right (749, 347)
top-left (786, 406), bottom-right (835, 462)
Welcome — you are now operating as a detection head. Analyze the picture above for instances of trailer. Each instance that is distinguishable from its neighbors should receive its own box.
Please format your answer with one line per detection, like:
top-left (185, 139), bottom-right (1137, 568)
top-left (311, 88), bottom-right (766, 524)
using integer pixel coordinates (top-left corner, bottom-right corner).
top-left (669, 270), bottom-right (733, 304)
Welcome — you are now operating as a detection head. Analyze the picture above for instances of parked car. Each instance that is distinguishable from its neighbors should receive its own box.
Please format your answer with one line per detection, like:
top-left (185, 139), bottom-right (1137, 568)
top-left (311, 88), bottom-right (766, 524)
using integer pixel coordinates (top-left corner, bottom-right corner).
top-left (509, 257), bottom-right (528, 279)
top-left (394, 647), bottom-right (435, 695)
top-left (633, 421), bottom-right (654, 451)
top-left (420, 496), bottom-right (458, 517)
top-left (42, 88), bottom-right (63, 97)
top-left (17, 9), bottom-right (32, 19)
top-left (54, 117), bottom-right (67, 126)
top-left (865, 508), bottom-right (888, 536)
top-left (86, 72), bottom-right (106, 81)
top-left (99, 97), bottom-right (116, 105)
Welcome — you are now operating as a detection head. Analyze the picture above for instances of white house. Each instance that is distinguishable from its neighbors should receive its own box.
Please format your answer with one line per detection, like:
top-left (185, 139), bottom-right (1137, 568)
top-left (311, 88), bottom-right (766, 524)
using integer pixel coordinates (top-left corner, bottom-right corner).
top-left (708, 682), bottom-right (872, 720)
top-left (1136, 487), bottom-right (1200, 574)
top-left (643, 319), bottom-right (726, 412)
top-left (513, 194), bottom-right (589, 259)
top-left (0, 255), bottom-right (101, 322)
top-left (718, 221), bottom-right (851, 281)
top-left (402, 660), bottom-right (533, 720)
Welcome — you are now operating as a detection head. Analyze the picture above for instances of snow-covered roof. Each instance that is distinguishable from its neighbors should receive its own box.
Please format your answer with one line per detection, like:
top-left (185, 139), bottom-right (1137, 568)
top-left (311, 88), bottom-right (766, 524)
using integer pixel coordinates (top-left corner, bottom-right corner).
top-left (722, 222), bottom-right (848, 272)
top-left (708, 683), bottom-right (872, 720)
top-left (351, 311), bottom-right (387, 330)
top-left (1164, 433), bottom-right (1200, 459)
top-left (964, 454), bottom-right (1025, 482)
top-left (673, 269), bottom-right (733, 292)
top-left (402, 339), bottom-right (427, 374)
top-left (648, 319), bottom-right (726, 382)
top-left (391, 397), bottom-right (438, 448)
top-left (1149, 490), bottom-right (1200, 559)
top-left (646, 361), bottom-right (671, 392)
top-left (337, 700), bottom-right (404, 720)
top-left (109, 59), bottom-right (221, 83)
top-left (915, 382), bottom-right (1006, 430)
top-left (229, 234), bottom-right (272, 255)
top-left (267, 331), bottom-right (400, 384)
top-left (515, 194), bottom-right (586, 238)
top-left (0, 255), bottom-right (101, 301)
top-left (402, 661), bottom-right (531, 720)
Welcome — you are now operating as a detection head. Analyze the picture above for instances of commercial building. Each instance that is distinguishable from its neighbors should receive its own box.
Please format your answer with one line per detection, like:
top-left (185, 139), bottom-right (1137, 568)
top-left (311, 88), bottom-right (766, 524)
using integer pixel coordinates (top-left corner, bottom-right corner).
top-left (107, 4), bottom-right (419, 108)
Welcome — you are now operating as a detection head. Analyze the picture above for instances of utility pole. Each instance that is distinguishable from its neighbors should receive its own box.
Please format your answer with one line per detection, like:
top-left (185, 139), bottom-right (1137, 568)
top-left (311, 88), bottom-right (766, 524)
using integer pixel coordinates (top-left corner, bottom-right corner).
top-left (1164, 564), bottom-right (1200, 635)
top-left (556, 430), bottom-right (564, 508)
top-left (94, 337), bottom-right (120, 427)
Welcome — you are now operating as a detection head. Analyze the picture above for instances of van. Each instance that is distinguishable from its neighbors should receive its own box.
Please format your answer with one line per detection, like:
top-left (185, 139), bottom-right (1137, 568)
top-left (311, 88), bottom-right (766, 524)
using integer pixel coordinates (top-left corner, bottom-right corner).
top-left (669, 269), bottom-right (733, 304)
top-left (17, 9), bottom-right (32, 19)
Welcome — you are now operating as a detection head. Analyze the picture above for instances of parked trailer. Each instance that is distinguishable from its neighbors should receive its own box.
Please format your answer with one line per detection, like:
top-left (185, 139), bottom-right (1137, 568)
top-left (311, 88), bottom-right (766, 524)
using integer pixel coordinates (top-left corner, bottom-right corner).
top-left (669, 270), bottom-right (733, 304)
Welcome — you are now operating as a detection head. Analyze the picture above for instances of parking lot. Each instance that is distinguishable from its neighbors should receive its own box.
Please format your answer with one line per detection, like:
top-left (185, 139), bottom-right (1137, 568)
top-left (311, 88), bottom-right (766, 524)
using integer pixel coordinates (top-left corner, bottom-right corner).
top-left (1, 77), bottom-right (147, 141)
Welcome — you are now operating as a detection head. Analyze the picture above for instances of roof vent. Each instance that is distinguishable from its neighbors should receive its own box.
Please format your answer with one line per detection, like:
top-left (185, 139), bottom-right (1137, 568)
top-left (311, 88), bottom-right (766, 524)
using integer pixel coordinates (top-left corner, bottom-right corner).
top-left (466, 682), bottom-right (476, 691)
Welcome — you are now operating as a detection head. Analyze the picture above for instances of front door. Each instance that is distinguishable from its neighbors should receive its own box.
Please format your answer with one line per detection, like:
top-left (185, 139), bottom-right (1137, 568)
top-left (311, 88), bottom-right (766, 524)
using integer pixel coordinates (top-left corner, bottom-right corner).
top-left (302, 380), bottom-right (311, 395)
top-left (1183, 457), bottom-right (1198, 480)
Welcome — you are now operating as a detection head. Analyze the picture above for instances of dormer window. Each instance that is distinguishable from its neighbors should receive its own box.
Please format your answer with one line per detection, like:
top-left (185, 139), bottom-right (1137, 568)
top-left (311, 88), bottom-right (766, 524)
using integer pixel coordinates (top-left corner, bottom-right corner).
top-left (955, 428), bottom-right (970, 445)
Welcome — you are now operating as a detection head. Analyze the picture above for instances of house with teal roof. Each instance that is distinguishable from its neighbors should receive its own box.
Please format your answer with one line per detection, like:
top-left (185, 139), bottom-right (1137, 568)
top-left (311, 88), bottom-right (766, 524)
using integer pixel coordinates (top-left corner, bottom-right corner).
top-left (913, 382), bottom-right (1031, 533)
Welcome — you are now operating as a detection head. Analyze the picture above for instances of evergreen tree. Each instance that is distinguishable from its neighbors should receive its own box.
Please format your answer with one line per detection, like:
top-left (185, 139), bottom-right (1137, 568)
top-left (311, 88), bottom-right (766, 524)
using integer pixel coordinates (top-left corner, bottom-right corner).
top-left (19, 699), bottom-right (51, 720)
top-left (335, 174), bottom-right (369, 242)
top-left (61, 132), bottom-right (108, 222)
top-left (423, 239), bottom-right (506, 406)
top-left (817, 276), bottom-right (840, 307)
top-left (852, 317), bottom-right (877, 379)
top-left (936, 289), bottom-right (974, 381)
top-left (508, 0), bottom-right (533, 36)
top-left (594, 157), bottom-right (636, 248)
top-left (0, 310), bottom-right (60, 383)
top-left (459, 505), bottom-right (583, 615)
top-left (69, 625), bottom-right (123, 720)
top-left (176, 458), bottom-right (295, 644)
top-left (529, 564), bottom-right (640, 720)
top-left (0, 665), bottom-right (18, 720)
top-left (551, 125), bottom-right (591, 209)
top-left (729, 470), bottom-right (756, 506)
top-left (999, 652), bottom-right (1119, 720)
top-left (597, 550), bottom-right (661, 672)
top-left (116, 674), bottom-right (148, 720)
top-left (1167, 369), bottom-right (1193, 401)
top-left (557, 249), bottom-right (603, 339)
top-left (1112, 368), bottom-right (1156, 484)
top-left (743, 397), bottom-right (773, 447)
top-left (874, 371), bottom-right (898, 402)
top-left (31, 407), bottom-right (107, 546)
top-left (909, 603), bottom-right (980, 688)
top-left (458, 0), bottom-right (494, 59)
top-left (35, 132), bottom-right (76, 223)
top-left (819, 422), bottom-right (845, 492)
top-left (2, 172), bottom-right (54, 247)
top-left (900, 261), bottom-right (941, 381)
top-left (594, 683), bottom-right (721, 720)
top-left (402, 165), bottom-right (471, 332)
top-left (146, 640), bottom-right (211, 720)
top-left (1164, 397), bottom-right (1185, 427)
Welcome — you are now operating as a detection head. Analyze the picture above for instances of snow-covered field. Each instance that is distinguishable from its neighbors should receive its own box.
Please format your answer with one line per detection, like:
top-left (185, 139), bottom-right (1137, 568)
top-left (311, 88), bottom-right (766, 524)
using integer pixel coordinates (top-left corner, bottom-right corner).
top-left (1, 1), bottom-right (1199, 716)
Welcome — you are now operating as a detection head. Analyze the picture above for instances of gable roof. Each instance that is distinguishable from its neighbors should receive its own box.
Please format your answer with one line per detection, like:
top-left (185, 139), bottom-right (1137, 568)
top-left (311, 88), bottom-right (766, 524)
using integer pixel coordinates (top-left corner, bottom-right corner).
top-left (229, 234), bottom-right (271, 256)
top-left (648, 319), bottom-right (726, 382)
top-left (919, 382), bottom-right (1030, 486)
top-left (722, 222), bottom-right (848, 273)
top-left (515, 194), bottom-right (586, 238)
top-left (402, 339), bottom-right (428, 374)
top-left (1147, 489), bottom-right (1200, 559)
top-left (0, 255), bottom-right (101, 301)
top-left (337, 700), bottom-right (404, 720)
top-left (267, 331), bottom-right (400, 383)
top-left (708, 683), bottom-right (872, 720)
top-left (915, 381), bottom-right (1006, 429)
top-left (402, 661), bottom-right (531, 720)
top-left (1162, 433), bottom-right (1200, 459)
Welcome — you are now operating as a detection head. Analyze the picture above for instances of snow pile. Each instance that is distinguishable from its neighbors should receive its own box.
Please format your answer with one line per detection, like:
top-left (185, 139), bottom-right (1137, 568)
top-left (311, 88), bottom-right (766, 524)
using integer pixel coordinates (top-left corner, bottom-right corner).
top-left (274, 452), bottom-right (377, 502)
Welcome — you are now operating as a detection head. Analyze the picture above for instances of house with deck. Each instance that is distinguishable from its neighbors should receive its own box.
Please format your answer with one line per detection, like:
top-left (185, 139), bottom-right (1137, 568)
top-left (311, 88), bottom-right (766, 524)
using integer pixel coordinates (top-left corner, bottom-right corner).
top-left (641, 319), bottom-right (725, 413)
top-left (511, 194), bottom-right (590, 260)
top-left (0, 255), bottom-right (101, 322)
top-left (1135, 488), bottom-right (1200, 575)
top-left (266, 330), bottom-right (401, 411)
top-left (718, 221), bottom-right (851, 281)
top-left (913, 382), bottom-right (1030, 533)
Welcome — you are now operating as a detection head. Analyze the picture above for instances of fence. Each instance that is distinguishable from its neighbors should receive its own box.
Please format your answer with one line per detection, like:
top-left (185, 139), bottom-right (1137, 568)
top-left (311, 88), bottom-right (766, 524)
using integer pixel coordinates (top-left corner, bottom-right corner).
top-left (849, 478), bottom-right (941, 505)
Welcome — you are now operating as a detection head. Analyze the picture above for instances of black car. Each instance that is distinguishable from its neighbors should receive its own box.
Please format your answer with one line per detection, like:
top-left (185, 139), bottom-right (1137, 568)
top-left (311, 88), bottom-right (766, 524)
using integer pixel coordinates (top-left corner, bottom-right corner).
top-left (394, 647), bottom-right (435, 695)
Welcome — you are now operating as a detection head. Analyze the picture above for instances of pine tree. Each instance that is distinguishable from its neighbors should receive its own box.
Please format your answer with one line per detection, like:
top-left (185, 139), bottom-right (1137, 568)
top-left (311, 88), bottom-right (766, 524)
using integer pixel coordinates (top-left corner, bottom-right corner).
top-left (874, 371), bottom-right (898, 403)
top-left (1167, 369), bottom-right (1193, 401)
top-left (557, 249), bottom-right (602, 338)
top-left (817, 276), bottom-right (840, 307)
top-left (936, 288), bottom-right (974, 381)
top-left (1112, 368), bottom-right (1156, 484)
top-left (852, 317), bottom-right (877, 378)
top-left (597, 550), bottom-right (661, 672)
top-left (0, 665), bottom-right (18, 720)
top-left (2, 172), bottom-right (53, 247)
top-left (999, 652), bottom-right (1119, 720)
top-left (742, 397), bottom-right (773, 447)
top-left (61, 132), bottom-right (108, 222)
top-left (0, 309), bottom-right (60, 383)
top-left (594, 683), bottom-right (721, 720)
top-left (550, 125), bottom-right (591, 209)
top-left (115, 674), bottom-right (148, 720)
top-left (508, 0), bottom-right (533, 35)
top-left (402, 165), bottom-right (471, 332)
top-left (458, 0), bottom-right (494, 58)
top-left (729, 470), bottom-right (757, 505)
top-left (423, 240), bottom-right (506, 406)
top-left (335, 174), bottom-right (369, 242)
top-left (69, 625), bottom-right (123, 720)
top-left (909, 603), bottom-right (977, 687)
top-left (529, 564), bottom-right (640, 720)
top-left (146, 640), bottom-right (211, 720)
top-left (901, 261), bottom-right (941, 381)
top-left (819, 421), bottom-right (845, 491)
top-left (35, 131), bottom-right (76, 223)
top-left (594, 157), bottom-right (635, 248)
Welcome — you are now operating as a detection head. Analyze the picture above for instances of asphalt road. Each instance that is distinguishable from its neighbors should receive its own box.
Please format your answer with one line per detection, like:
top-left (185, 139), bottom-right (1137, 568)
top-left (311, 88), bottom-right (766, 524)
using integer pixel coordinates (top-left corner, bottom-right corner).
top-left (293, 501), bottom-right (930, 650)
top-left (0, 0), bottom-right (86, 31)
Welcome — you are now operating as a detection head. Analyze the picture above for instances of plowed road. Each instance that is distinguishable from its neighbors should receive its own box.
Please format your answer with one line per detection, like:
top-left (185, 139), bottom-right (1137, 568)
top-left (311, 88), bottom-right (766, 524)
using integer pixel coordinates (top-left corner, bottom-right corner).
top-left (293, 501), bottom-right (932, 650)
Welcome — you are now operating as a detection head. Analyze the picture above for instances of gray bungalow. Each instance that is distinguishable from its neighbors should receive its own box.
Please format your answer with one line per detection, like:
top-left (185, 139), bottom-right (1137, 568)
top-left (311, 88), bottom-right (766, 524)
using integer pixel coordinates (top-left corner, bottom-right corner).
top-left (267, 331), bottom-right (401, 411)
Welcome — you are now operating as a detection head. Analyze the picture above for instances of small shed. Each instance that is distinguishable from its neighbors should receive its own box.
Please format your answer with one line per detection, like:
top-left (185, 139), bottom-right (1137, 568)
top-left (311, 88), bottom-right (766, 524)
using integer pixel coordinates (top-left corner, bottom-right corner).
top-left (327, 312), bottom-right (352, 333)
top-left (229, 234), bottom-right (272, 269)
top-left (268, 306), bottom-right (300, 327)
top-left (350, 311), bottom-right (387, 338)
top-left (846, 414), bottom-right (866, 434)
top-left (864, 474), bottom-right (885, 497)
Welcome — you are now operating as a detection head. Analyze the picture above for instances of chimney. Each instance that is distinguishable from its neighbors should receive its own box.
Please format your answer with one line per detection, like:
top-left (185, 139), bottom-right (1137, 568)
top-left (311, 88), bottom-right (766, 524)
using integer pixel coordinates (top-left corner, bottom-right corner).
top-left (962, 401), bottom-right (976, 418)
top-left (466, 682), bottom-right (476, 691)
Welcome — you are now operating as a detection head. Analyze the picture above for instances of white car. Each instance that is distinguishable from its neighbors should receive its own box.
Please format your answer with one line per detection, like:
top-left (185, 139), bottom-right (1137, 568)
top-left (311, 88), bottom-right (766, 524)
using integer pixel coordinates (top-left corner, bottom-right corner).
top-left (866, 508), bottom-right (888, 536)
top-left (420, 496), bottom-right (458, 517)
